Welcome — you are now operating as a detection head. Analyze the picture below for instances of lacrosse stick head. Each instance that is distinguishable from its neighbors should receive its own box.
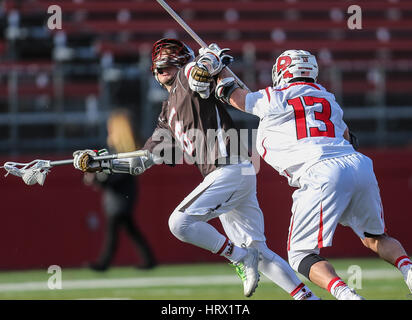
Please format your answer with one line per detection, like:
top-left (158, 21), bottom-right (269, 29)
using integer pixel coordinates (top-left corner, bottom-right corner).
top-left (1, 160), bottom-right (51, 186)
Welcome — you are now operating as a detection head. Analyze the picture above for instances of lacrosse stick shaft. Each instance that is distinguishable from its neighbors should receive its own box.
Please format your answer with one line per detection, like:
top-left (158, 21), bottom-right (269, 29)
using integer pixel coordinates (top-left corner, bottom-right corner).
top-left (49, 150), bottom-right (149, 167)
top-left (156, 0), bottom-right (250, 92)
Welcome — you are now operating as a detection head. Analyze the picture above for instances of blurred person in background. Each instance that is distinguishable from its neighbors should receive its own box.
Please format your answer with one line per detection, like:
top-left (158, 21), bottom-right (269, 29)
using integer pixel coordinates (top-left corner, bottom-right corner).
top-left (84, 108), bottom-right (157, 271)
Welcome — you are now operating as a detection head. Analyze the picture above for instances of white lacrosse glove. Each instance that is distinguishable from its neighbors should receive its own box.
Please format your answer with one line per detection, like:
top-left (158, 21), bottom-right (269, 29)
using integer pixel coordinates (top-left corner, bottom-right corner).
top-left (185, 62), bottom-right (212, 99)
top-left (198, 43), bottom-right (234, 76)
top-left (215, 77), bottom-right (240, 104)
top-left (73, 149), bottom-right (112, 173)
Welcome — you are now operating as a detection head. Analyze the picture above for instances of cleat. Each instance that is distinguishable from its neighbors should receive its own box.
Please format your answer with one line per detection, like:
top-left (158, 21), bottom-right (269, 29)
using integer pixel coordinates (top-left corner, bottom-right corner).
top-left (232, 246), bottom-right (260, 297)
top-left (335, 286), bottom-right (364, 300)
top-left (406, 268), bottom-right (412, 293)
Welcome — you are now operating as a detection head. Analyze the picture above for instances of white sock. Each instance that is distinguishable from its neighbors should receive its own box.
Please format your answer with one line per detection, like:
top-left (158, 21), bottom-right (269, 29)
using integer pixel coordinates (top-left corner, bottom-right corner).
top-left (395, 255), bottom-right (412, 280)
top-left (217, 239), bottom-right (247, 263)
top-left (327, 277), bottom-right (348, 299)
top-left (259, 250), bottom-right (302, 292)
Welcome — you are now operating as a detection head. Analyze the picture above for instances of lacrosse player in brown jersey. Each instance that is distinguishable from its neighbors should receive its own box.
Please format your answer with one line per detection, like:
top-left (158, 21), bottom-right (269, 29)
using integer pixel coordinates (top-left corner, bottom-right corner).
top-left (72, 38), bottom-right (319, 299)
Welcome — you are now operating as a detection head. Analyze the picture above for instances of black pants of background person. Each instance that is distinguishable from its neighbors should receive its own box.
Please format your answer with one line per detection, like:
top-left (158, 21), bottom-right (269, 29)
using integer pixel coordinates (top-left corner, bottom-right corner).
top-left (90, 173), bottom-right (157, 271)
top-left (90, 212), bottom-right (157, 271)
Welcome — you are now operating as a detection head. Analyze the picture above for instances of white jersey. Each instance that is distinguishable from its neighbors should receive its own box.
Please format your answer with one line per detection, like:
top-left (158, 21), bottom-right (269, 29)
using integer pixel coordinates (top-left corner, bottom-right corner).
top-left (245, 81), bottom-right (355, 187)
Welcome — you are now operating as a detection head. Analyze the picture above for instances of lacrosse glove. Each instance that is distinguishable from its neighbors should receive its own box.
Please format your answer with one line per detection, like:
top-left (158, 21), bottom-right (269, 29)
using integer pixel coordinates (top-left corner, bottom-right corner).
top-left (73, 149), bottom-right (112, 173)
top-left (198, 43), bottom-right (234, 76)
top-left (185, 62), bottom-right (212, 99)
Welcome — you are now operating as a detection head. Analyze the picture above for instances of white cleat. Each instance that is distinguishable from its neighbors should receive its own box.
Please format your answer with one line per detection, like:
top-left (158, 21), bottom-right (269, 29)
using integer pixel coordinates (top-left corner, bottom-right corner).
top-left (406, 267), bottom-right (412, 293)
top-left (233, 247), bottom-right (260, 297)
top-left (335, 286), bottom-right (365, 300)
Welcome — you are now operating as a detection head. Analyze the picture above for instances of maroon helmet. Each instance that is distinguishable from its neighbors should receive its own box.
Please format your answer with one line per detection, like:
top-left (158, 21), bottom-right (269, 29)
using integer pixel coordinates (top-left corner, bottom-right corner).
top-left (151, 38), bottom-right (195, 74)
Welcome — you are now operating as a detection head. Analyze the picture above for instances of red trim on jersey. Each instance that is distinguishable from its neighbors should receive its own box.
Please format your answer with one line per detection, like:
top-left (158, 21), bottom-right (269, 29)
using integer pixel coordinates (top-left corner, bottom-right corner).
top-left (265, 87), bottom-right (271, 102)
top-left (290, 283), bottom-right (305, 296)
top-left (261, 137), bottom-right (268, 160)
top-left (275, 82), bottom-right (321, 92)
top-left (216, 238), bottom-right (229, 255)
top-left (317, 202), bottom-right (324, 248)
top-left (287, 209), bottom-right (296, 251)
top-left (327, 277), bottom-right (345, 293)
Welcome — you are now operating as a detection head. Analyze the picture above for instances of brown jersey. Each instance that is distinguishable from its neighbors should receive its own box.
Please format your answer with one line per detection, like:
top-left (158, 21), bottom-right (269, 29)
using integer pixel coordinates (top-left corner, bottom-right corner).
top-left (143, 65), bottom-right (249, 177)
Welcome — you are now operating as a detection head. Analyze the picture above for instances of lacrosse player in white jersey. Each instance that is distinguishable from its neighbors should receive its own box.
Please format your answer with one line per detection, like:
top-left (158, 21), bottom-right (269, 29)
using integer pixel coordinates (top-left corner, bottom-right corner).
top-left (210, 49), bottom-right (412, 300)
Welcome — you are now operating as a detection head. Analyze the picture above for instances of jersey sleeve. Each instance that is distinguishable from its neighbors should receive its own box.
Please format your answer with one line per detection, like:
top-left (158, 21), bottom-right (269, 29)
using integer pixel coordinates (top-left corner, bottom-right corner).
top-left (244, 88), bottom-right (272, 118)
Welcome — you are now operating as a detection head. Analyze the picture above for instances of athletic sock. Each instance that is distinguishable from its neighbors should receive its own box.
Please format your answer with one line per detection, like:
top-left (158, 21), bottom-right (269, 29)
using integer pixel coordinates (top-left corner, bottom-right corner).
top-left (394, 255), bottom-right (412, 280)
top-left (290, 283), bottom-right (319, 300)
top-left (217, 238), bottom-right (247, 263)
top-left (327, 277), bottom-right (349, 299)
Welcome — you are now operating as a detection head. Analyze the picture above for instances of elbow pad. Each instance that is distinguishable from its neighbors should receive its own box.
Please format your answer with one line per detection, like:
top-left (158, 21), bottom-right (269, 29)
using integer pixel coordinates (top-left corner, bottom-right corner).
top-left (215, 77), bottom-right (240, 104)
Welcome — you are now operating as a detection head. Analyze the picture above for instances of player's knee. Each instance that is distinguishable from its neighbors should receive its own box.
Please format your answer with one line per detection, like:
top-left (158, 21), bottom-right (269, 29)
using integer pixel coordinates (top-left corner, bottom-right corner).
top-left (168, 210), bottom-right (195, 242)
top-left (288, 250), bottom-right (305, 272)
top-left (168, 210), bottom-right (185, 240)
top-left (288, 249), bottom-right (325, 279)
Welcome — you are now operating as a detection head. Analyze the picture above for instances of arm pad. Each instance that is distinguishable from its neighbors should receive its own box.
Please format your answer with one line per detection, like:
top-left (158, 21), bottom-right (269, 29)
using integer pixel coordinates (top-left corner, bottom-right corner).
top-left (111, 151), bottom-right (156, 175)
top-left (215, 77), bottom-right (240, 105)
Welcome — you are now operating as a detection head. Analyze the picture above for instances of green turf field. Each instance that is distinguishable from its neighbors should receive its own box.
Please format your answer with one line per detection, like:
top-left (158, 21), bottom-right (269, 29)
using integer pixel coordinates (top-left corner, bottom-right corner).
top-left (0, 258), bottom-right (409, 300)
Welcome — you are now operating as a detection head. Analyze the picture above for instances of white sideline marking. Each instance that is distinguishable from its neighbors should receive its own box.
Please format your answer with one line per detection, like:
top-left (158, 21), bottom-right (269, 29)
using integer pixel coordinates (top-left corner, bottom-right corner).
top-left (0, 269), bottom-right (402, 292)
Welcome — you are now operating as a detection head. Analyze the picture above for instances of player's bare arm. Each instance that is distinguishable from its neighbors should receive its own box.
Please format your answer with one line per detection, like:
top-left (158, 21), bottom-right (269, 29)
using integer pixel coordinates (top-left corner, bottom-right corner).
top-left (343, 127), bottom-right (359, 150)
top-left (343, 128), bottom-right (350, 141)
top-left (228, 86), bottom-right (248, 112)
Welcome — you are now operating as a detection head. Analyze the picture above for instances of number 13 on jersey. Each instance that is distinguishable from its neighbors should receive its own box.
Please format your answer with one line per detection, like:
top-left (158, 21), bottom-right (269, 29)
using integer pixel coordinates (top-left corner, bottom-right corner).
top-left (287, 96), bottom-right (336, 140)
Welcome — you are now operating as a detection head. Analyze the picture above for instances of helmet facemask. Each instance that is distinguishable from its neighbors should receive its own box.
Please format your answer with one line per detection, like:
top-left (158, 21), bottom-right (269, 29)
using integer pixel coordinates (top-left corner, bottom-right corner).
top-left (151, 38), bottom-right (195, 86)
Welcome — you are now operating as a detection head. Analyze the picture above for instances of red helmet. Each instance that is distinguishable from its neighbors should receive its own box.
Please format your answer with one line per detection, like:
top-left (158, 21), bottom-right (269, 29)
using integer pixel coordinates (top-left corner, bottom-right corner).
top-left (151, 38), bottom-right (195, 74)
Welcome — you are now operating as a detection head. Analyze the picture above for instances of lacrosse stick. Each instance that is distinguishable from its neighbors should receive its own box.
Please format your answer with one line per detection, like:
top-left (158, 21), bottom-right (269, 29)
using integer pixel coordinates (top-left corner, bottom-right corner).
top-left (156, 0), bottom-right (250, 92)
top-left (1, 150), bottom-right (148, 186)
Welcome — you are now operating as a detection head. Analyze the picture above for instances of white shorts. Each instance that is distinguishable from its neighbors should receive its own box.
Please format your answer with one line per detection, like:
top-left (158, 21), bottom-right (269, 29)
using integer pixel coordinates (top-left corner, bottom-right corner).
top-left (287, 152), bottom-right (386, 252)
top-left (175, 161), bottom-right (266, 246)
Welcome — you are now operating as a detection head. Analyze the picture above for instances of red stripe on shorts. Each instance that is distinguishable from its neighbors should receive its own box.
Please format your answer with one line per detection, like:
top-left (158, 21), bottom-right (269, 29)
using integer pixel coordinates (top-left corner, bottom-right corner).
top-left (261, 137), bottom-right (268, 160)
top-left (287, 209), bottom-right (296, 251)
top-left (317, 202), bottom-right (324, 248)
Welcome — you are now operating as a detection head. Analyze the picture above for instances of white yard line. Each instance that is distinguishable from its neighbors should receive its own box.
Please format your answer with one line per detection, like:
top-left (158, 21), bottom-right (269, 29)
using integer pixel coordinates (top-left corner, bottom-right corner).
top-left (0, 269), bottom-right (402, 292)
